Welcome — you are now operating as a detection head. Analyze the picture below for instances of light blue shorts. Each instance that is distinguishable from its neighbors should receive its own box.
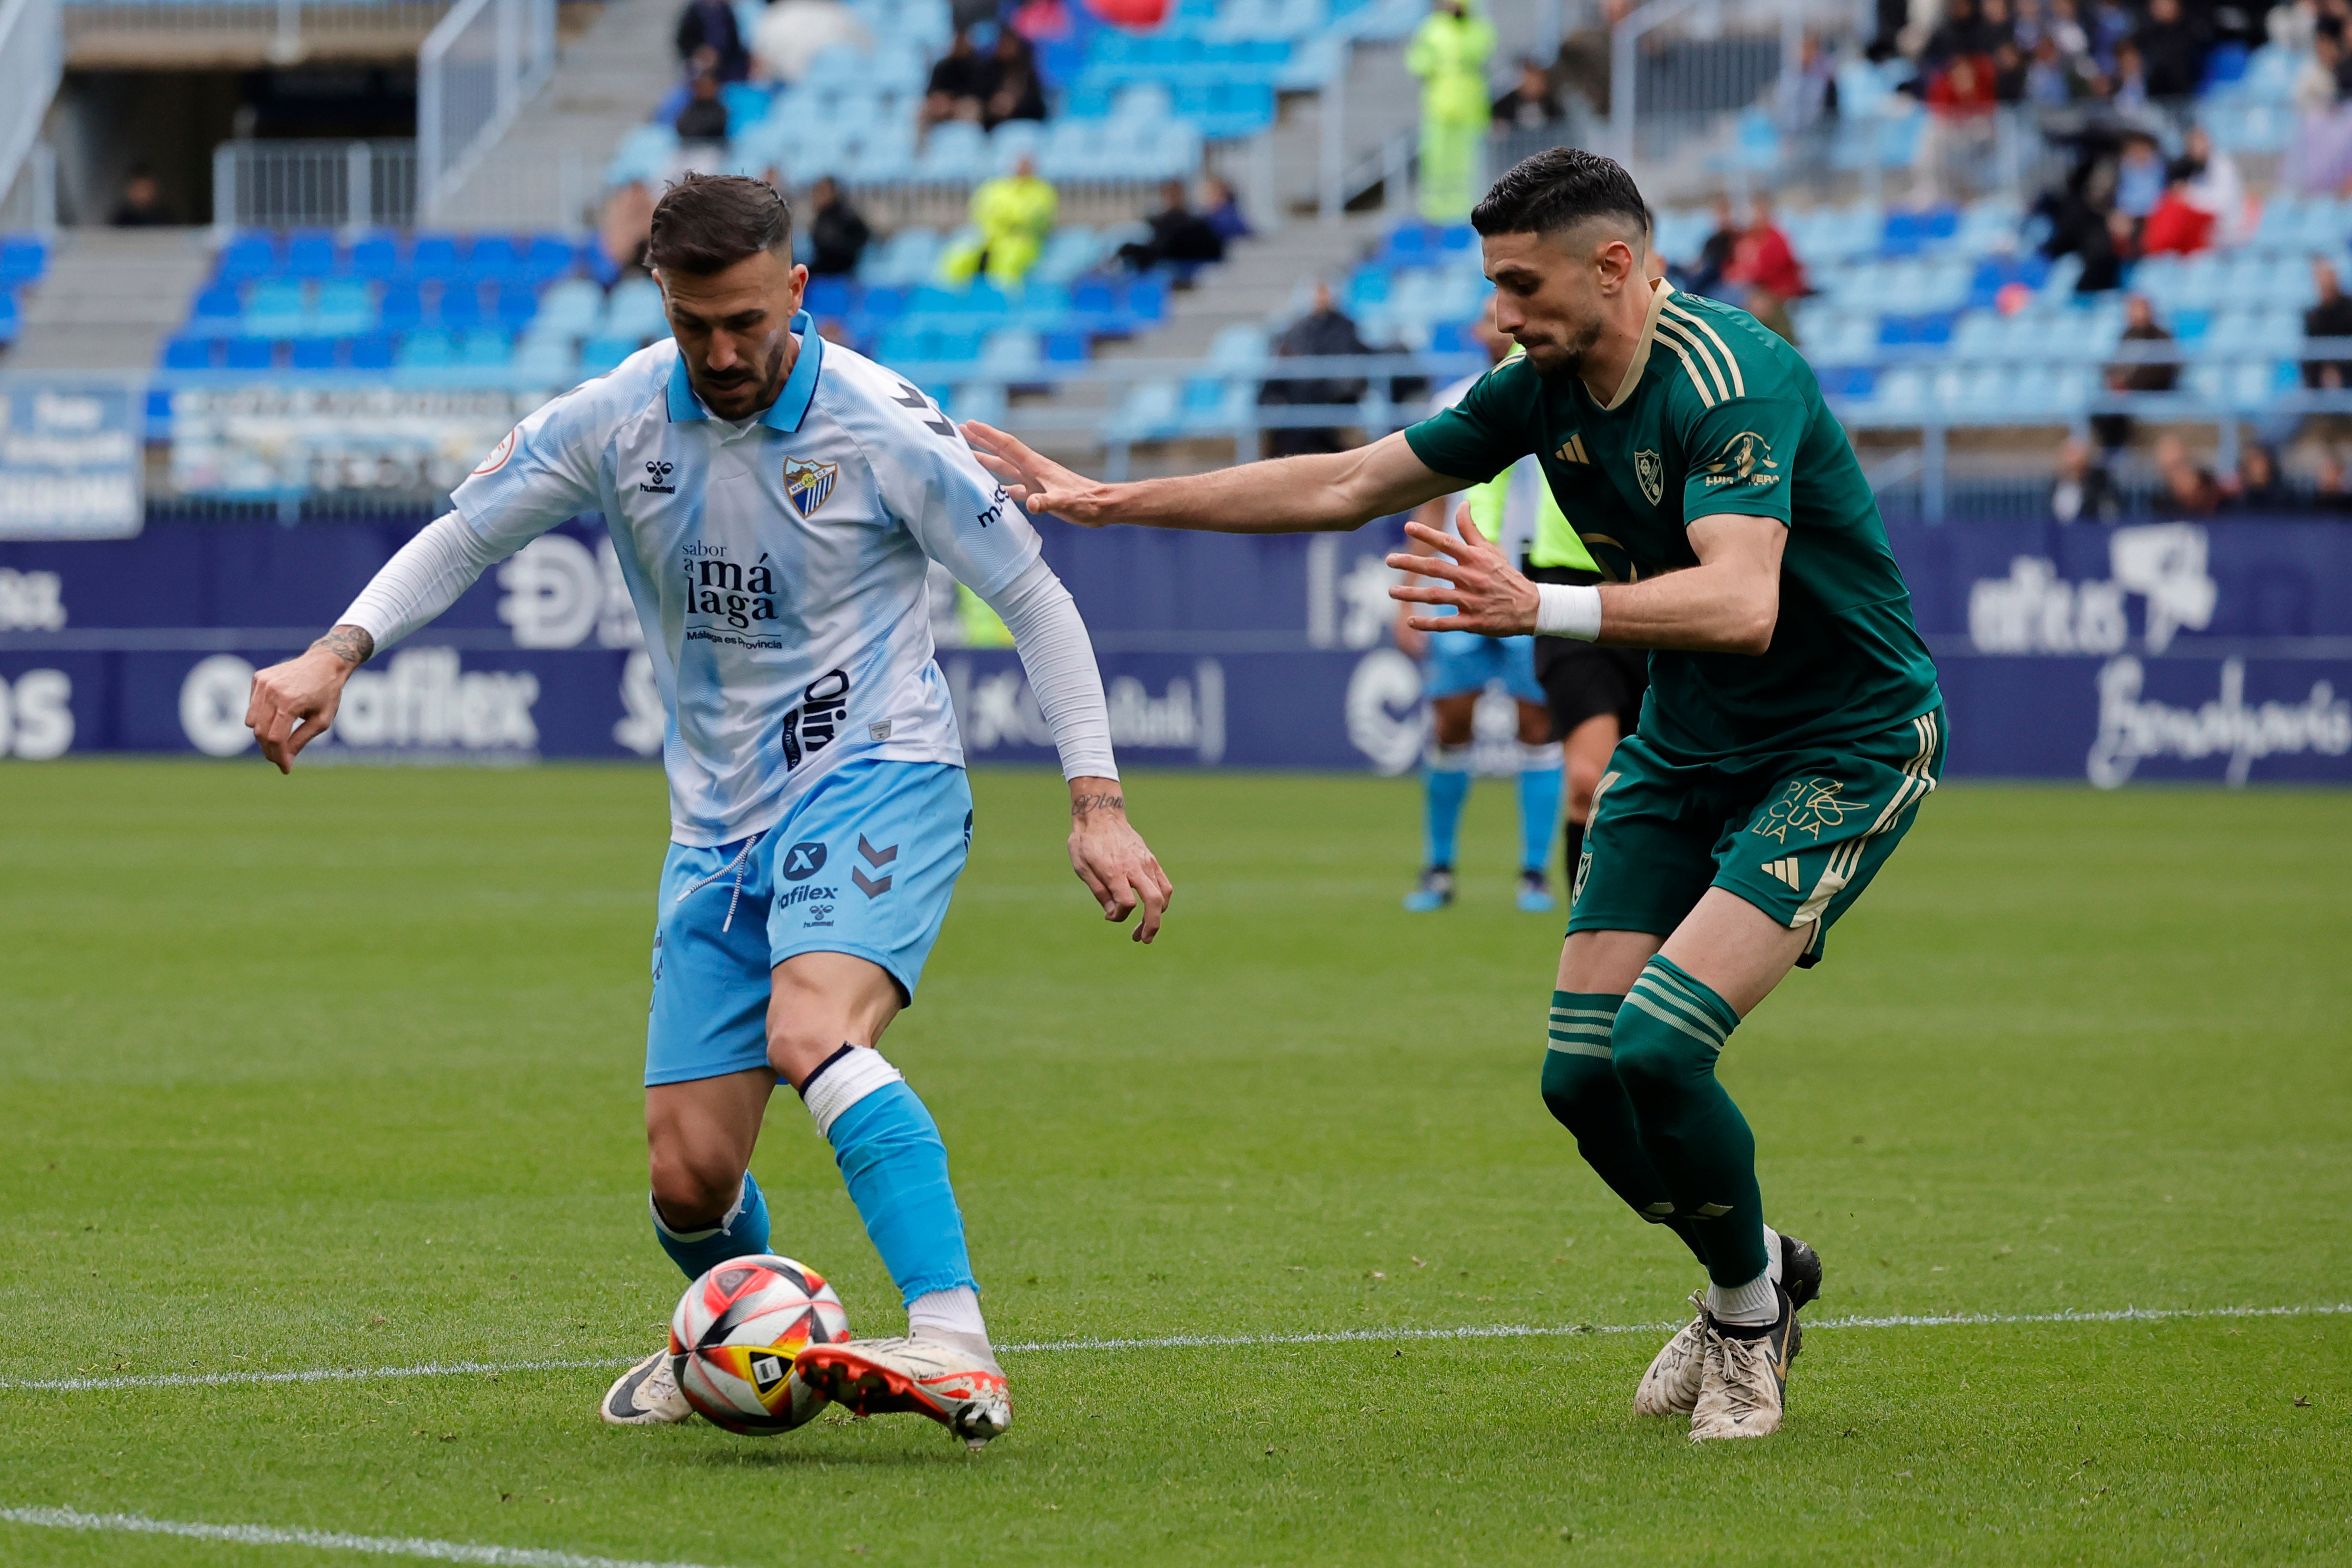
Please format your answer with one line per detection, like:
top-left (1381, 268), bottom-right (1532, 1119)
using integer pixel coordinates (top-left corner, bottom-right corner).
top-left (645, 758), bottom-right (973, 1087)
top-left (1425, 627), bottom-right (1544, 704)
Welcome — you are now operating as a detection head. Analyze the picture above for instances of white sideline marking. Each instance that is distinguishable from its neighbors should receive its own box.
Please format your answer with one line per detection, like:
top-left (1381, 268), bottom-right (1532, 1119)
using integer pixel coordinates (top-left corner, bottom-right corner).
top-left (2, 1302), bottom-right (2343, 1396)
top-left (0, 1506), bottom-right (728, 1568)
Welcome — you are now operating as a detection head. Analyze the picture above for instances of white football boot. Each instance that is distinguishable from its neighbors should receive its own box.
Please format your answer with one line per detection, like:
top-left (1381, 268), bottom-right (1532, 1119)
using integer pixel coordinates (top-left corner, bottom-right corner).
top-left (1688, 1285), bottom-right (1800, 1443)
top-left (1633, 1291), bottom-right (1711, 1417)
top-left (793, 1336), bottom-right (1013, 1449)
top-left (599, 1348), bottom-right (692, 1426)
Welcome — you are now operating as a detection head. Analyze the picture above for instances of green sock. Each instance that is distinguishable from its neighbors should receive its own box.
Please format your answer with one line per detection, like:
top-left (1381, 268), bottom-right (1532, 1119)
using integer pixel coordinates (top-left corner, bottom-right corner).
top-left (1610, 957), bottom-right (1769, 1288)
top-left (1540, 991), bottom-right (1708, 1268)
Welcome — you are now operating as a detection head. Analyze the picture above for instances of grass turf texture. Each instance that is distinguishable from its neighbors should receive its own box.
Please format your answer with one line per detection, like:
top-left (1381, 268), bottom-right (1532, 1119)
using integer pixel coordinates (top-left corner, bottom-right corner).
top-left (0, 761), bottom-right (2347, 1567)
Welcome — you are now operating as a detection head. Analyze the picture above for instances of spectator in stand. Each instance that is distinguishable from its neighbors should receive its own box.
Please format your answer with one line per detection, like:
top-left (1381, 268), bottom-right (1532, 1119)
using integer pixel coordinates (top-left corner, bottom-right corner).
top-left (1407, 0), bottom-right (1497, 223)
top-left (1688, 193), bottom-right (1739, 298)
top-left (2302, 257), bottom-right (2352, 387)
top-left (939, 153), bottom-right (1056, 286)
top-left (1200, 175), bottom-right (1252, 243)
top-left (805, 176), bottom-right (871, 277)
top-left (109, 166), bottom-right (176, 227)
top-left (980, 29), bottom-right (1048, 128)
top-left (1259, 280), bottom-right (1374, 457)
top-left (675, 0), bottom-right (750, 83)
top-left (2154, 435), bottom-right (2222, 515)
top-left (2044, 0), bottom-right (2092, 61)
top-left (2223, 442), bottom-right (2289, 511)
top-left (1923, 0), bottom-right (1998, 63)
top-left (2134, 0), bottom-right (2210, 98)
top-left (921, 28), bottom-right (989, 131)
top-left (2114, 131), bottom-right (2166, 219)
top-left (2096, 292), bottom-right (2177, 450)
top-left (1491, 56), bottom-right (1564, 130)
top-left (2109, 37), bottom-right (2151, 109)
top-left (1115, 180), bottom-right (1226, 273)
top-left (2181, 122), bottom-right (2251, 242)
top-left (1923, 50), bottom-right (1999, 197)
top-left (1725, 191), bottom-right (1806, 341)
top-left (1992, 37), bottom-right (2031, 99)
top-left (2292, 24), bottom-right (2341, 113)
top-left (1551, 0), bottom-right (1627, 118)
top-left (2023, 34), bottom-right (2086, 102)
top-left (2051, 435), bottom-right (2122, 522)
top-left (2139, 161), bottom-right (2215, 254)
top-left (2041, 154), bottom-right (2126, 292)
top-left (674, 69), bottom-right (731, 144)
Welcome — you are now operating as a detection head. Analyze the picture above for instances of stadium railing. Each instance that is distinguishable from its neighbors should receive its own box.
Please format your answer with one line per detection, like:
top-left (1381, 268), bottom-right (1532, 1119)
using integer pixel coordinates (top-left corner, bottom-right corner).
top-left (417, 0), bottom-right (554, 223)
top-left (212, 140), bottom-right (421, 238)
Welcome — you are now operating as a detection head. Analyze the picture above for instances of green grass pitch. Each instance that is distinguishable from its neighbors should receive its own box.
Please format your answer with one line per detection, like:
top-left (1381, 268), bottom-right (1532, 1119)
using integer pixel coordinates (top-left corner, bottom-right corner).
top-left (1, 759), bottom-right (2348, 1567)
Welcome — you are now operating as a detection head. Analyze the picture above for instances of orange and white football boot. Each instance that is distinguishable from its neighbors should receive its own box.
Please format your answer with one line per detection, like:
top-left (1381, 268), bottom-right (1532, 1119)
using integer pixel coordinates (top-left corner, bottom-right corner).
top-left (793, 1336), bottom-right (1012, 1449)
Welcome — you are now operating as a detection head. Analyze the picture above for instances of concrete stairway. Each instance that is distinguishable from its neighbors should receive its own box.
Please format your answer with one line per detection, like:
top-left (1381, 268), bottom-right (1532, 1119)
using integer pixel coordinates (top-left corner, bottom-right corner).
top-left (430, 0), bottom-right (680, 231)
top-left (4, 228), bottom-right (215, 371)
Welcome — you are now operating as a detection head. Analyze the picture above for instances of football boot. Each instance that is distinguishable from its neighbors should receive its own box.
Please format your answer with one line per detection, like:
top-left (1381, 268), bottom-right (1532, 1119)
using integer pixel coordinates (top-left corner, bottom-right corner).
top-left (1403, 867), bottom-right (1456, 912)
top-left (1635, 1233), bottom-right (1821, 1418)
top-left (1515, 869), bottom-right (1556, 914)
top-left (794, 1336), bottom-right (1012, 1449)
top-left (1689, 1284), bottom-right (1801, 1442)
top-left (599, 1348), bottom-right (692, 1425)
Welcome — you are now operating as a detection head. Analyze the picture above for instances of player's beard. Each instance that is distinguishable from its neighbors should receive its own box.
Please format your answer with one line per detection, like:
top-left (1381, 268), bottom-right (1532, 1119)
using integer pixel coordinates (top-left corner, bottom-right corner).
top-left (1518, 311), bottom-right (1603, 381)
top-left (696, 336), bottom-right (790, 418)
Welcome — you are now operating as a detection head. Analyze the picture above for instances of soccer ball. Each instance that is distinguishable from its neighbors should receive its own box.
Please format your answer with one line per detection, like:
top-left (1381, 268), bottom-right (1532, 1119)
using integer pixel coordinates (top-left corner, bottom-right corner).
top-left (668, 1255), bottom-right (851, 1434)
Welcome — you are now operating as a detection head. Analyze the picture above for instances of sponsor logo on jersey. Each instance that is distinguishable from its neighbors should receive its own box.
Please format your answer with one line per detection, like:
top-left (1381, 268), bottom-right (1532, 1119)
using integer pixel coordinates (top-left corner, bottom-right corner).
top-left (1552, 433), bottom-right (1592, 465)
top-left (641, 459), bottom-right (678, 494)
top-left (473, 429), bottom-right (518, 476)
top-left (780, 668), bottom-right (850, 770)
top-left (1699, 431), bottom-right (1780, 490)
top-left (1759, 856), bottom-right (1805, 891)
top-left (1633, 449), bottom-right (1664, 506)
top-left (783, 456), bottom-right (837, 518)
top-left (780, 841), bottom-right (828, 880)
top-left (1756, 778), bottom-right (1863, 844)
top-left (680, 544), bottom-right (780, 634)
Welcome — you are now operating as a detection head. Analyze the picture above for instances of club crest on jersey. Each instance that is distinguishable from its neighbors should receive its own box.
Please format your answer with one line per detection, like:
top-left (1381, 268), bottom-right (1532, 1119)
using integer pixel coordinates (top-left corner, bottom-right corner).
top-left (784, 457), bottom-right (838, 518)
top-left (1633, 448), bottom-right (1664, 506)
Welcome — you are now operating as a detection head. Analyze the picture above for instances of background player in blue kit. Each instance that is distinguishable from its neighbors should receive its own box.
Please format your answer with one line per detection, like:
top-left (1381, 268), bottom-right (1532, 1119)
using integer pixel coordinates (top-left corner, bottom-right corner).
top-left (1393, 298), bottom-right (1562, 915)
top-left (241, 175), bottom-right (1172, 1449)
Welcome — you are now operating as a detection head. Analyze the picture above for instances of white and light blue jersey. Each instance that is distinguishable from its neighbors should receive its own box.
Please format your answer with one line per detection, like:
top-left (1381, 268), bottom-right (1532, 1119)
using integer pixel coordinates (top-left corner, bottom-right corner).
top-left (451, 315), bottom-right (1041, 847)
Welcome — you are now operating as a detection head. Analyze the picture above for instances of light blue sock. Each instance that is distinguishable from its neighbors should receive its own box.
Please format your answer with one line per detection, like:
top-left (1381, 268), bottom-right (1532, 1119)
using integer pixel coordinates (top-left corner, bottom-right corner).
top-left (1423, 747), bottom-right (1472, 868)
top-left (1517, 758), bottom-right (1564, 874)
top-left (802, 1046), bottom-right (977, 1307)
top-left (649, 1169), bottom-right (772, 1281)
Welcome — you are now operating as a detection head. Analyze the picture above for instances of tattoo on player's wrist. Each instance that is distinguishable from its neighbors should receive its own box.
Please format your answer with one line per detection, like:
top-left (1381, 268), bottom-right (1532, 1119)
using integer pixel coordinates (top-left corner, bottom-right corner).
top-left (1071, 792), bottom-right (1125, 818)
top-left (313, 625), bottom-right (375, 666)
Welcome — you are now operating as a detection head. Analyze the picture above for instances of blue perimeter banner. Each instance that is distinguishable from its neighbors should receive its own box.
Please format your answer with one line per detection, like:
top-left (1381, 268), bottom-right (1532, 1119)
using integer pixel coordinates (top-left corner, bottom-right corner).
top-left (0, 515), bottom-right (2346, 785)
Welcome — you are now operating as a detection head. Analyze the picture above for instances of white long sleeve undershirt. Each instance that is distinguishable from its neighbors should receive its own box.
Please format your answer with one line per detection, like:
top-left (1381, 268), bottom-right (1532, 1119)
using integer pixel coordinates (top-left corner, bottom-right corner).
top-left (334, 516), bottom-right (1116, 782)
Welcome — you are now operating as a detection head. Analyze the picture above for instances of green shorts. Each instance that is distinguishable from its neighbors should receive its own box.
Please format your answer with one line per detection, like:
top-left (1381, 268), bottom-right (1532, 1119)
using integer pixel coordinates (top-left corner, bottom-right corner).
top-left (1568, 705), bottom-right (1946, 968)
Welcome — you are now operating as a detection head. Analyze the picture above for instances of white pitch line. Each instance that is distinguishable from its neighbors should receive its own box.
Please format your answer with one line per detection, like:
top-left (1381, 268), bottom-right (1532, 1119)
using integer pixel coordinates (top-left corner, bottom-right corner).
top-left (2, 1302), bottom-right (2343, 1396)
top-left (0, 1506), bottom-right (730, 1568)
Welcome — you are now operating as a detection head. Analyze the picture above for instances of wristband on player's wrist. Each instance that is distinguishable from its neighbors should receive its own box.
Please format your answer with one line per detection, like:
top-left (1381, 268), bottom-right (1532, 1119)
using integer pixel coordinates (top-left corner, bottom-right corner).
top-left (1534, 582), bottom-right (1602, 641)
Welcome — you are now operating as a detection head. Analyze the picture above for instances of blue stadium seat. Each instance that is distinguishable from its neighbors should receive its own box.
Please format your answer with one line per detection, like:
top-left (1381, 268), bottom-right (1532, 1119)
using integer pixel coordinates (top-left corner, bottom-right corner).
top-left (242, 280), bottom-right (308, 338)
top-left (397, 329), bottom-right (456, 368)
top-left (313, 279), bottom-right (375, 337)
top-left (1041, 327), bottom-right (1089, 363)
top-left (350, 231), bottom-right (402, 281)
top-left (803, 275), bottom-right (857, 318)
top-left (286, 229), bottom-right (339, 279)
top-left (161, 336), bottom-right (215, 370)
top-left (492, 282), bottom-right (541, 331)
top-left (290, 338), bottom-right (339, 369)
top-left (437, 283), bottom-right (484, 330)
top-left (217, 232), bottom-right (278, 283)
top-left (350, 334), bottom-right (396, 370)
top-left (580, 334), bottom-right (641, 375)
top-left (0, 235), bottom-right (46, 288)
top-left (410, 234), bottom-right (467, 283)
top-left (535, 277), bottom-right (604, 337)
top-left (379, 285), bottom-right (424, 333)
top-left (469, 236), bottom-right (527, 283)
top-left (525, 235), bottom-right (579, 284)
top-left (224, 337), bottom-right (275, 370)
top-left (456, 329), bottom-right (512, 367)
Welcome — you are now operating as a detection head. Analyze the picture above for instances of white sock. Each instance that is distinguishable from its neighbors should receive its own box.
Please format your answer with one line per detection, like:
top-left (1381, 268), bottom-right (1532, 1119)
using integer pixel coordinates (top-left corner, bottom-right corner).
top-left (1705, 1227), bottom-right (1783, 1327)
top-left (907, 1286), bottom-right (996, 1370)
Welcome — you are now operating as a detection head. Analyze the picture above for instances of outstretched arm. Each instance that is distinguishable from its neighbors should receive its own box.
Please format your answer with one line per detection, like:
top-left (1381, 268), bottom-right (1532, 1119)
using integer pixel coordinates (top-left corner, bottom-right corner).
top-left (1390, 509), bottom-right (1787, 655)
top-left (243, 512), bottom-right (506, 772)
top-left (962, 421), bottom-right (1463, 534)
top-left (981, 559), bottom-right (1174, 942)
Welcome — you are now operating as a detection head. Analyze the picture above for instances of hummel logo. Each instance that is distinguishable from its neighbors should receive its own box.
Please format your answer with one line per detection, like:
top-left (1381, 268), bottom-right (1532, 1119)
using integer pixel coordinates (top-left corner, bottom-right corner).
top-left (1761, 856), bottom-right (1804, 891)
top-left (857, 835), bottom-right (898, 868)
top-left (640, 459), bottom-right (677, 494)
top-left (850, 866), bottom-right (893, 897)
top-left (1553, 433), bottom-right (1593, 464)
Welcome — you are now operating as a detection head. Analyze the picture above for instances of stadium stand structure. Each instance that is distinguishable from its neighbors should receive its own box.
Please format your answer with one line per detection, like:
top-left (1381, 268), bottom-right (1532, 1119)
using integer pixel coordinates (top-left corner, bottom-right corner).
top-left (4, 228), bottom-right (211, 372)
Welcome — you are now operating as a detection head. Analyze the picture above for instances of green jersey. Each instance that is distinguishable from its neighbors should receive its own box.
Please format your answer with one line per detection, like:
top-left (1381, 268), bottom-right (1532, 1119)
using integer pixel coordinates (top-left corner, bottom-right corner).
top-left (1404, 280), bottom-right (1940, 765)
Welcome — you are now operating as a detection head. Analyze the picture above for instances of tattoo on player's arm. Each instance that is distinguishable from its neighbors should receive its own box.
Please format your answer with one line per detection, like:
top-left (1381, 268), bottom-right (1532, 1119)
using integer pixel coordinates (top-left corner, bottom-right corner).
top-left (313, 625), bottom-right (375, 666)
top-left (1071, 792), bottom-right (1125, 819)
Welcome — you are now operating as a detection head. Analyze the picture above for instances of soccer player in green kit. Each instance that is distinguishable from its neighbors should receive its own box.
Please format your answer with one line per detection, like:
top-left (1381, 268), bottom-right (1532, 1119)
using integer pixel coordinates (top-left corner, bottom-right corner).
top-left (965, 147), bottom-right (1944, 1441)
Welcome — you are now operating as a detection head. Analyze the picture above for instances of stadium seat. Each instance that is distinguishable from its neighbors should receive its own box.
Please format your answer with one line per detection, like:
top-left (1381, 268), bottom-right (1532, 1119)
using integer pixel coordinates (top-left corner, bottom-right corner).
top-left (224, 337), bottom-right (275, 370)
top-left (602, 277), bottom-right (669, 341)
top-left (216, 232), bottom-right (278, 284)
top-left (161, 336), bottom-right (215, 370)
top-left (242, 281), bottom-right (308, 338)
top-left (290, 338), bottom-right (339, 370)
top-left (437, 284), bottom-right (484, 331)
top-left (410, 234), bottom-right (467, 283)
top-left (351, 231), bottom-right (402, 282)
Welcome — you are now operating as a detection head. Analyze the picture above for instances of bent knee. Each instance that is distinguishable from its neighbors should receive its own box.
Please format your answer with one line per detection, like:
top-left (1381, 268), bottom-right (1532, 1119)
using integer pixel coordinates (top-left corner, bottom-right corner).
top-left (648, 1146), bottom-right (743, 1229)
top-left (1608, 1030), bottom-right (1697, 1099)
top-left (1540, 1047), bottom-right (1618, 1119)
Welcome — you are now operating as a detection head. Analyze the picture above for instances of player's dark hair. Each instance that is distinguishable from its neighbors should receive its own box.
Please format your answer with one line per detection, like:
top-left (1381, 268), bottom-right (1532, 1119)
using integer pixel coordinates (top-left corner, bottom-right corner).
top-left (1471, 147), bottom-right (1651, 246)
top-left (648, 173), bottom-right (794, 275)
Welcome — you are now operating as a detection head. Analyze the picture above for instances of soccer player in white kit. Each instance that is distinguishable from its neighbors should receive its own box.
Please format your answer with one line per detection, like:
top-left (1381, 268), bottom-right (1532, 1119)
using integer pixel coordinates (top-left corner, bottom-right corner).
top-left (242, 175), bottom-right (1172, 1448)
